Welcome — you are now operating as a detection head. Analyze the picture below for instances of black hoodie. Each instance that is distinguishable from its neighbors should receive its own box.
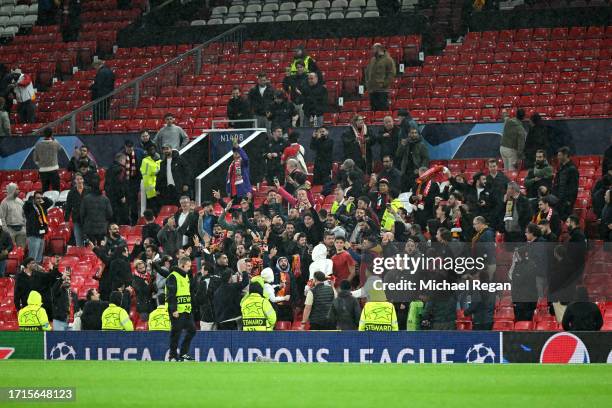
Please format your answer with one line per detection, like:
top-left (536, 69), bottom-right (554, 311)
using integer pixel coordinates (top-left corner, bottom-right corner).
top-left (328, 290), bottom-right (361, 330)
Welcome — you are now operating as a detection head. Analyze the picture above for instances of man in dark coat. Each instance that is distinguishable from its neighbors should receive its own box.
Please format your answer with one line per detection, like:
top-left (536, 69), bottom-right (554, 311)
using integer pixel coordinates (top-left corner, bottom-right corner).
top-left (561, 287), bottom-right (603, 331)
top-left (213, 269), bottom-right (250, 330)
top-left (282, 61), bottom-right (309, 126)
top-left (502, 182), bottom-right (532, 242)
top-left (267, 91), bottom-right (297, 134)
top-left (377, 155), bottom-right (402, 193)
top-left (81, 288), bottom-right (108, 330)
top-left (109, 245), bottom-right (132, 293)
top-left (77, 160), bottom-right (99, 191)
top-left (466, 173), bottom-right (500, 226)
top-left (67, 145), bottom-right (96, 173)
top-left (122, 140), bottom-right (144, 225)
top-left (554, 215), bottom-right (587, 301)
top-left (156, 145), bottom-right (191, 206)
top-left (132, 259), bottom-right (153, 321)
top-left (524, 150), bottom-right (554, 200)
top-left (90, 60), bottom-right (115, 125)
top-left (227, 87), bottom-right (253, 129)
top-left (104, 153), bottom-right (129, 225)
top-left (328, 279), bottom-right (361, 330)
top-left (486, 159), bottom-right (510, 196)
top-left (13, 257), bottom-right (61, 319)
top-left (301, 72), bottom-right (328, 127)
top-left (532, 195), bottom-right (562, 238)
top-left (264, 127), bottom-right (288, 185)
top-left (524, 113), bottom-right (551, 168)
top-left (64, 173), bottom-right (90, 246)
top-left (173, 196), bottom-right (199, 248)
top-left (396, 127), bottom-right (429, 192)
top-left (248, 73), bottom-right (275, 131)
top-left (80, 176), bottom-right (112, 244)
top-left (92, 224), bottom-right (127, 300)
top-left (310, 126), bottom-right (333, 186)
top-left (370, 115), bottom-right (400, 163)
top-left (552, 147), bottom-right (580, 221)
top-left (51, 271), bottom-right (74, 330)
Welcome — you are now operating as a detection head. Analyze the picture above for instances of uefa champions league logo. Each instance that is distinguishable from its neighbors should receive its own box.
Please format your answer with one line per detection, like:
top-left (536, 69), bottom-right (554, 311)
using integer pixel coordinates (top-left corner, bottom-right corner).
top-left (466, 343), bottom-right (496, 363)
top-left (49, 342), bottom-right (77, 360)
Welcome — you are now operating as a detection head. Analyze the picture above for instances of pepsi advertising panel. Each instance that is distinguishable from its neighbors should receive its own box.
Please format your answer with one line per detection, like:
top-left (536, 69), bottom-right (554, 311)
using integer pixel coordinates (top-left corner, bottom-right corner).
top-left (503, 332), bottom-right (612, 364)
top-left (45, 331), bottom-right (503, 363)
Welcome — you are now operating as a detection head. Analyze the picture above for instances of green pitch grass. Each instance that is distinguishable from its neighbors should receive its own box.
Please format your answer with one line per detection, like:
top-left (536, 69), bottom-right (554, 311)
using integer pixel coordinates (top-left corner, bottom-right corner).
top-left (1, 361), bottom-right (610, 408)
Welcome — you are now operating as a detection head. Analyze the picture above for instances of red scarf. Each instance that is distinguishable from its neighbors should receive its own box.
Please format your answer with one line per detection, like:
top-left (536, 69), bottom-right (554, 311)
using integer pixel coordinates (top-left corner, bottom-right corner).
top-left (415, 180), bottom-right (432, 205)
top-left (353, 125), bottom-right (367, 159)
top-left (249, 257), bottom-right (263, 277)
top-left (134, 268), bottom-right (151, 284)
top-left (534, 208), bottom-right (553, 224)
top-left (125, 151), bottom-right (137, 180)
top-left (228, 158), bottom-right (243, 197)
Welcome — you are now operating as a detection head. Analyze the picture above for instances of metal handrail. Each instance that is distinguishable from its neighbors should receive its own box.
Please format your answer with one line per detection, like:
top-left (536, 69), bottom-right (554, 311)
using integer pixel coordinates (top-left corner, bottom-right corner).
top-left (34, 24), bottom-right (246, 135)
top-left (211, 118), bottom-right (257, 129)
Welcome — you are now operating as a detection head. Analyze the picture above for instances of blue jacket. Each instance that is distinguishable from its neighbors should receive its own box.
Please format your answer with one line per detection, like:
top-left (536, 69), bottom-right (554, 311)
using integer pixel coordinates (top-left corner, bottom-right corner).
top-left (226, 147), bottom-right (252, 198)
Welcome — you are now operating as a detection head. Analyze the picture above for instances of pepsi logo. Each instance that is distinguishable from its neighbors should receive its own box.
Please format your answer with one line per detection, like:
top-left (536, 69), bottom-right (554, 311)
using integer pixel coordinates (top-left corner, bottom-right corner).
top-left (540, 333), bottom-right (590, 364)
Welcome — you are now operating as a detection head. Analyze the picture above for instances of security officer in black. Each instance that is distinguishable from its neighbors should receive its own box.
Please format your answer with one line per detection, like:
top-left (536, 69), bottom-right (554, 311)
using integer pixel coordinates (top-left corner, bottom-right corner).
top-left (165, 256), bottom-right (196, 361)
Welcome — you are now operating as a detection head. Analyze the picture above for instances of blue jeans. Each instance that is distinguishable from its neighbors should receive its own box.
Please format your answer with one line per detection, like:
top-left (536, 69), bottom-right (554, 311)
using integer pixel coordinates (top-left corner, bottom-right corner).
top-left (27, 236), bottom-right (44, 263)
top-left (53, 320), bottom-right (69, 331)
top-left (73, 223), bottom-right (83, 246)
top-left (0, 260), bottom-right (6, 277)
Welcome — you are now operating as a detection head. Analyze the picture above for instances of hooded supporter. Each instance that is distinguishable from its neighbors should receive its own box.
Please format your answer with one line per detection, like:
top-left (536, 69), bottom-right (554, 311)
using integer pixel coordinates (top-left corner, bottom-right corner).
top-left (17, 290), bottom-right (51, 331)
top-left (260, 267), bottom-right (290, 305)
top-left (274, 257), bottom-right (298, 321)
top-left (275, 256), bottom-right (298, 299)
top-left (308, 243), bottom-right (333, 281)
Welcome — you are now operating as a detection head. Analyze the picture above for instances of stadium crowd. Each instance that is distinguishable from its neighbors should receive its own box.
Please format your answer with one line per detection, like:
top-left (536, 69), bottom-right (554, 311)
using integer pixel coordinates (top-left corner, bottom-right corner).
top-left (0, 103), bottom-right (612, 330)
top-left (1, 42), bottom-right (610, 334)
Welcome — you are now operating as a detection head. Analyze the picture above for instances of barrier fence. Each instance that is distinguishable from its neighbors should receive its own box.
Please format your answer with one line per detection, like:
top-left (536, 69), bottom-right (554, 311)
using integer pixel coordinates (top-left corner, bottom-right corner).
top-left (3, 117), bottom-right (610, 171)
top-left (1, 331), bottom-right (610, 363)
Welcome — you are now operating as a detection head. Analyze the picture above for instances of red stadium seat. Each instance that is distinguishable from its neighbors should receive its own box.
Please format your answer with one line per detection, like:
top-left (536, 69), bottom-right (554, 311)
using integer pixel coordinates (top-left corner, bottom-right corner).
top-left (535, 321), bottom-right (560, 331)
top-left (495, 307), bottom-right (515, 321)
top-left (514, 321), bottom-right (534, 331)
top-left (492, 321), bottom-right (514, 331)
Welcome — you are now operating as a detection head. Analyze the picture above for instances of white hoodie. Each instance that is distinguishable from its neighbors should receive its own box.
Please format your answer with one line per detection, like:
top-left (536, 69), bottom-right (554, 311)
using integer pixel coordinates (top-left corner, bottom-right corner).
top-left (308, 243), bottom-right (333, 280)
top-left (261, 268), bottom-right (289, 303)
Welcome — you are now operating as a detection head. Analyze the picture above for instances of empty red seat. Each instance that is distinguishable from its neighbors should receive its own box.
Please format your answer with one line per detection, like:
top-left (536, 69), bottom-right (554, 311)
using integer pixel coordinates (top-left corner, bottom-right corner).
top-left (492, 321), bottom-right (514, 331)
top-left (495, 307), bottom-right (515, 320)
top-left (570, 105), bottom-right (591, 118)
top-left (514, 321), bottom-right (534, 331)
top-left (425, 110), bottom-right (443, 122)
top-left (536, 321), bottom-right (560, 331)
top-left (444, 109), bottom-right (462, 121)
